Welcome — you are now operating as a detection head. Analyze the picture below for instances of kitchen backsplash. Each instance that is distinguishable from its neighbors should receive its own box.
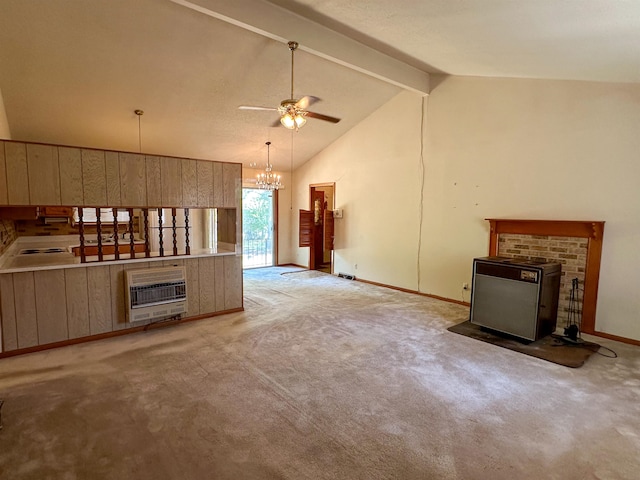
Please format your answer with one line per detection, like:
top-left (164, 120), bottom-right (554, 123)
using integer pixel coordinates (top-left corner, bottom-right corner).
top-left (0, 220), bottom-right (18, 256)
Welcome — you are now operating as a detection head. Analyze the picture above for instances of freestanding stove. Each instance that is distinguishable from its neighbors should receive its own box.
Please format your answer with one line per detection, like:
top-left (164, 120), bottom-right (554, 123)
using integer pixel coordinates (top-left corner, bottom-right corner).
top-left (470, 256), bottom-right (561, 341)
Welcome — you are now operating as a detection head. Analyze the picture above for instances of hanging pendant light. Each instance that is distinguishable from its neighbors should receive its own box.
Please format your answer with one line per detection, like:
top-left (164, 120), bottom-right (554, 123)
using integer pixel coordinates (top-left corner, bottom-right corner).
top-left (256, 141), bottom-right (282, 190)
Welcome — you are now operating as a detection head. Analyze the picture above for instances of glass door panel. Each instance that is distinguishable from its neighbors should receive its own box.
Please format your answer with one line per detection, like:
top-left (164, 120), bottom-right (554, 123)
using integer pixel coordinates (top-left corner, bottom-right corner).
top-left (242, 188), bottom-right (274, 268)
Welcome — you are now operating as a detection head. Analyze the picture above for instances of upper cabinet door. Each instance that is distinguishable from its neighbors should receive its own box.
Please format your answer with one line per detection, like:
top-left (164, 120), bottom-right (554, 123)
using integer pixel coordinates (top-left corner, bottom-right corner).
top-left (82, 149), bottom-right (107, 206)
top-left (161, 156), bottom-right (182, 206)
top-left (223, 163), bottom-right (241, 208)
top-left (119, 153), bottom-right (146, 206)
top-left (28, 144), bottom-right (61, 205)
top-left (5, 142), bottom-right (30, 205)
top-left (213, 162), bottom-right (223, 207)
top-left (181, 159), bottom-right (198, 207)
top-left (105, 151), bottom-right (122, 206)
top-left (145, 155), bottom-right (162, 206)
top-left (196, 160), bottom-right (214, 207)
top-left (58, 147), bottom-right (84, 205)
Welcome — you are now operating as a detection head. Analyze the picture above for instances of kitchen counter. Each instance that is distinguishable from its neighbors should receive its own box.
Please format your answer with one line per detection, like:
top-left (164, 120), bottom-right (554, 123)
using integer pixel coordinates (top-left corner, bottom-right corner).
top-left (0, 236), bottom-right (243, 356)
top-left (0, 236), bottom-right (237, 274)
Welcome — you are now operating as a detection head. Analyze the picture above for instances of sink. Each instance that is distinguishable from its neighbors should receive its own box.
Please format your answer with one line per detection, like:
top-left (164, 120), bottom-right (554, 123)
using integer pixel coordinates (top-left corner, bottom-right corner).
top-left (85, 239), bottom-right (115, 244)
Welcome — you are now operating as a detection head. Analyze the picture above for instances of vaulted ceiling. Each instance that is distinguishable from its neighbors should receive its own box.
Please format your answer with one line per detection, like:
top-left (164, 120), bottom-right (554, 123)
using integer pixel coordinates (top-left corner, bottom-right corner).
top-left (1, 0), bottom-right (638, 172)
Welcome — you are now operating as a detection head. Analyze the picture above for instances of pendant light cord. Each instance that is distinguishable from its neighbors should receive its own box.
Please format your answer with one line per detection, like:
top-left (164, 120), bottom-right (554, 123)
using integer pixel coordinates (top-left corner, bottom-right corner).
top-left (289, 41), bottom-right (297, 99)
top-left (135, 109), bottom-right (144, 153)
top-left (266, 141), bottom-right (271, 168)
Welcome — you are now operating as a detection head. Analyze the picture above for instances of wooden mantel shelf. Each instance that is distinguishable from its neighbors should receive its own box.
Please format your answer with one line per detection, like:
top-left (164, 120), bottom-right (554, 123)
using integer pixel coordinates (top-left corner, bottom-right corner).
top-left (486, 219), bottom-right (604, 239)
top-left (485, 218), bottom-right (605, 336)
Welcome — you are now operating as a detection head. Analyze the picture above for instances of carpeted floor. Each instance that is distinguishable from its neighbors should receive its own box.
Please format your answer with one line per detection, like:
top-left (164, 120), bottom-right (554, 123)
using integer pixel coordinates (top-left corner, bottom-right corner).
top-left (0, 266), bottom-right (639, 479)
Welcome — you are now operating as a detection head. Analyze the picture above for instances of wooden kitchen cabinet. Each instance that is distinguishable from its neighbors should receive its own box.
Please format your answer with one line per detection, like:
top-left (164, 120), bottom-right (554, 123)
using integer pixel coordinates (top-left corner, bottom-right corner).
top-left (160, 156), bottom-right (182, 206)
top-left (181, 159), bottom-right (198, 207)
top-left (2, 140), bottom-right (241, 210)
top-left (82, 149), bottom-right (108, 206)
top-left (0, 206), bottom-right (72, 219)
top-left (40, 206), bottom-right (73, 217)
top-left (223, 163), bottom-right (240, 208)
top-left (5, 142), bottom-right (29, 205)
top-left (197, 160), bottom-right (214, 207)
top-left (119, 153), bottom-right (146, 206)
top-left (58, 147), bottom-right (84, 205)
top-left (0, 206), bottom-right (39, 220)
top-left (145, 155), bottom-right (162, 206)
top-left (27, 144), bottom-right (61, 206)
top-left (34, 269), bottom-right (68, 345)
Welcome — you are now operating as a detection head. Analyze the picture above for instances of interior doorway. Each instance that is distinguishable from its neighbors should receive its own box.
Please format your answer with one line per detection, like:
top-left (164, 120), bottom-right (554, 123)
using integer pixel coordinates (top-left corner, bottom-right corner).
top-left (300, 183), bottom-right (335, 272)
top-left (242, 188), bottom-right (277, 268)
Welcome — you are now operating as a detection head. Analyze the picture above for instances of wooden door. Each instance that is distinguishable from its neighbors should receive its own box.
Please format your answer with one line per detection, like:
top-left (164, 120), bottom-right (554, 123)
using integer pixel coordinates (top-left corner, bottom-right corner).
top-left (324, 209), bottom-right (334, 251)
top-left (312, 191), bottom-right (325, 269)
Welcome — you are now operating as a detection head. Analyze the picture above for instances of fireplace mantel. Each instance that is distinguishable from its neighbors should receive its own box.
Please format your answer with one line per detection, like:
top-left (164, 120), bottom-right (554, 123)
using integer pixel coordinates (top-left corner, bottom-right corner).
top-left (486, 219), bottom-right (605, 335)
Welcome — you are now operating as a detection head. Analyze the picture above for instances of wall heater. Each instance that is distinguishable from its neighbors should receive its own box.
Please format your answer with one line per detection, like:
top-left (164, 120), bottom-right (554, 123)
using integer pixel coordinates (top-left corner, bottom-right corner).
top-left (125, 266), bottom-right (188, 323)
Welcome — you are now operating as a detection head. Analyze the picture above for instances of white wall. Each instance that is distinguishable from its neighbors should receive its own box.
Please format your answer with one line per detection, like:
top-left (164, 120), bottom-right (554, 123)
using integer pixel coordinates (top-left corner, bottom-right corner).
top-left (290, 90), bottom-right (423, 289)
top-left (423, 76), bottom-right (640, 340)
top-left (287, 76), bottom-right (640, 342)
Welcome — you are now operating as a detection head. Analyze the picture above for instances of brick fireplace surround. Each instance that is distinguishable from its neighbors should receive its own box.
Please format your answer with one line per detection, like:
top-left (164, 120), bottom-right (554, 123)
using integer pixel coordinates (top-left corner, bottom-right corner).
top-left (486, 219), bottom-right (605, 338)
top-left (498, 233), bottom-right (587, 324)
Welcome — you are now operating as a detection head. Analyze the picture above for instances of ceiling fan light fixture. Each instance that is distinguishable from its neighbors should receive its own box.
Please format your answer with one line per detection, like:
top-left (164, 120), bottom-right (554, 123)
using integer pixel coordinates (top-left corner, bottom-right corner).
top-left (280, 110), bottom-right (306, 130)
top-left (294, 113), bottom-right (306, 128)
top-left (280, 113), bottom-right (296, 129)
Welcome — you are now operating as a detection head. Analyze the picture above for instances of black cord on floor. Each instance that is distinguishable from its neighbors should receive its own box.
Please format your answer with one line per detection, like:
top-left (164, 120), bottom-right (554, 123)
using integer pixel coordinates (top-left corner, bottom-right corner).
top-left (550, 334), bottom-right (618, 358)
top-left (583, 344), bottom-right (618, 358)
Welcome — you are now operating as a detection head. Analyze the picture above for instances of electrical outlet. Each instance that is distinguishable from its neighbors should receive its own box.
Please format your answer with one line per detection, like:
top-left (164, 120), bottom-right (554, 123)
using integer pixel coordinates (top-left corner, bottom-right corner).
top-left (462, 282), bottom-right (469, 290)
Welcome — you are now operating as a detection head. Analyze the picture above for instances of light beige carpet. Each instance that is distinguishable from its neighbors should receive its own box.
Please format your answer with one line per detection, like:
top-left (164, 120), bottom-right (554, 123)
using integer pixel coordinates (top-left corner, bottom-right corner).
top-left (0, 266), bottom-right (639, 479)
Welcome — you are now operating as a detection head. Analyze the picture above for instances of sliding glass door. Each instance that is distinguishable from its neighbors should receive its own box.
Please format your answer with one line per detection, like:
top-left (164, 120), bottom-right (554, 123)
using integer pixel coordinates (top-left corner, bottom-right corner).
top-left (242, 188), bottom-right (275, 268)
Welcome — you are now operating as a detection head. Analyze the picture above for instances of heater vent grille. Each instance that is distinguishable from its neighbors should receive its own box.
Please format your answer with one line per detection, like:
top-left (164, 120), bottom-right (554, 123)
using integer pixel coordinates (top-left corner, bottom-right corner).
top-left (125, 266), bottom-right (187, 322)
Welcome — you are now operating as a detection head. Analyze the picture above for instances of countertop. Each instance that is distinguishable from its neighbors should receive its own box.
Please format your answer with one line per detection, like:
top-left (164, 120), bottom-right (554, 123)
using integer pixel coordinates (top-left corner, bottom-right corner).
top-left (0, 236), bottom-right (237, 274)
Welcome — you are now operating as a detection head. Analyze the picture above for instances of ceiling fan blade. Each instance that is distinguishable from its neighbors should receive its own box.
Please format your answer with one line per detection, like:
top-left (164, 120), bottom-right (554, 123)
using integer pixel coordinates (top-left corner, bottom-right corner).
top-left (238, 105), bottom-right (278, 111)
top-left (305, 111), bottom-right (341, 124)
top-left (270, 118), bottom-right (282, 128)
top-left (295, 96), bottom-right (320, 109)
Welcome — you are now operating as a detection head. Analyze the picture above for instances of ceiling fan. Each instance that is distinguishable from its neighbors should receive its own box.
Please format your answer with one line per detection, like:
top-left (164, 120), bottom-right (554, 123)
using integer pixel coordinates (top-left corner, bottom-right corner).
top-left (239, 41), bottom-right (341, 130)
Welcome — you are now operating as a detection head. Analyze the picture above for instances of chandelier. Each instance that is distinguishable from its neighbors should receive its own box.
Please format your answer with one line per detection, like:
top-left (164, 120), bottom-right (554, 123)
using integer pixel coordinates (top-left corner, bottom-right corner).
top-left (256, 141), bottom-right (282, 190)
